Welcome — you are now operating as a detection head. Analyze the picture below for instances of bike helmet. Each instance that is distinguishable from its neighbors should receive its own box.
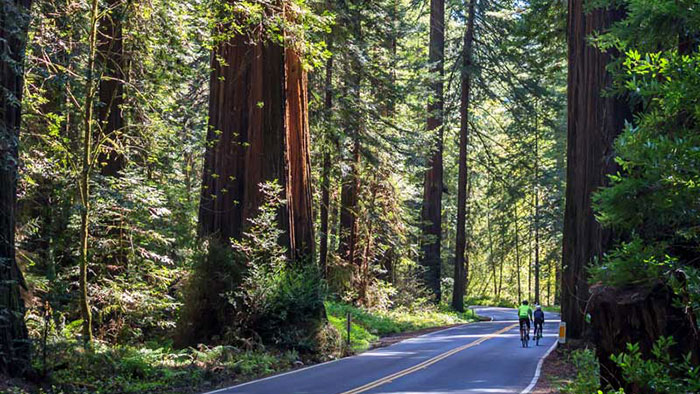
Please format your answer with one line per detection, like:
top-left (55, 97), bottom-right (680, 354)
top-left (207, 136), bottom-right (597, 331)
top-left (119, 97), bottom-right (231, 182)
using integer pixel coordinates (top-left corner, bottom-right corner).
top-left (535, 305), bottom-right (541, 310)
top-left (522, 300), bottom-right (528, 305)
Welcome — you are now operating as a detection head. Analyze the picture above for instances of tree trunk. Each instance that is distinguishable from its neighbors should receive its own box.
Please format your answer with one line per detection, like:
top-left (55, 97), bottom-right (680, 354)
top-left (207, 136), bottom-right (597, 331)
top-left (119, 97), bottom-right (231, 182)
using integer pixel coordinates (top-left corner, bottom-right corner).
top-left (284, 47), bottom-right (315, 261)
top-left (514, 207), bottom-right (522, 302)
top-left (96, 0), bottom-right (126, 176)
top-left (77, 0), bottom-right (101, 347)
top-left (337, 8), bottom-right (362, 270)
top-left (319, 28), bottom-right (333, 275)
top-left (189, 6), bottom-right (317, 343)
top-left (561, 0), bottom-right (629, 339)
top-left (338, 136), bottom-right (360, 266)
top-left (534, 103), bottom-right (540, 305)
top-left (452, 0), bottom-right (476, 313)
top-left (198, 37), bottom-right (285, 247)
top-left (420, 0), bottom-right (445, 303)
top-left (589, 282), bottom-right (700, 391)
top-left (0, 0), bottom-right (32, 377)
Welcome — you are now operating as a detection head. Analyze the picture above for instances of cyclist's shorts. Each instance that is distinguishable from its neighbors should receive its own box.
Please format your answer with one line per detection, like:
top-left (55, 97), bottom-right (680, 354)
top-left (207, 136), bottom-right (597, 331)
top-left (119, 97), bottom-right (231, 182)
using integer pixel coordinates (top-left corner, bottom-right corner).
top-left (519, 317), bottom-right (530, 327)
top-left (534, 318), bottom-right (544, 325)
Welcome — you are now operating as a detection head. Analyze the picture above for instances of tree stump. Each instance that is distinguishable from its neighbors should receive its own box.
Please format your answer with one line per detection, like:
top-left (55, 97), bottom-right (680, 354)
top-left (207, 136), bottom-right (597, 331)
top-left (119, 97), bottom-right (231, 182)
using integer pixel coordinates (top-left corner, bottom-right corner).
top-left (589, 282), bottom-right (700, 392)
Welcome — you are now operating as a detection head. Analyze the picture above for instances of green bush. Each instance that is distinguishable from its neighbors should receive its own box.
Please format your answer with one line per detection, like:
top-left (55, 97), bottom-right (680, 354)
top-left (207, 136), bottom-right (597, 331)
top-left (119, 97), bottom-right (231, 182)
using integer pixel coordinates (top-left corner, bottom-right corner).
top-left (611, 337), bottom-right (700, 393)
top-left (230, 182), bottom-right (329, 352)
top-left (562, 349), bottom-right (601, 394)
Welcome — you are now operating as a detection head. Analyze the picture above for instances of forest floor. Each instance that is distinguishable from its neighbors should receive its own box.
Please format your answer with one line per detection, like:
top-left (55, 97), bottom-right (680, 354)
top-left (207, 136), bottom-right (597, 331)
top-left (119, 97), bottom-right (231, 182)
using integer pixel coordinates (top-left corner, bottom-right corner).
top-left (533, 345), bottom-right (578, 393)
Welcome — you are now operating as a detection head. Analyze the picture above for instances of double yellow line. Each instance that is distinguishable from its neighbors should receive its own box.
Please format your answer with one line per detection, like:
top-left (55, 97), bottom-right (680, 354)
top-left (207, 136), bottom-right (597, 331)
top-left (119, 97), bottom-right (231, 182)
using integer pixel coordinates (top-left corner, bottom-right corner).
top-left (339, 323), bottom-right (518, 394)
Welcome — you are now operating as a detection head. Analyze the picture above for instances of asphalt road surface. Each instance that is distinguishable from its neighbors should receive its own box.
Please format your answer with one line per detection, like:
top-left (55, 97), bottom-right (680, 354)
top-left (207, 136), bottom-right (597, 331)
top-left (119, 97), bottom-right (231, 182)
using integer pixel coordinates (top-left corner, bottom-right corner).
top-left (205, 306), bottom-right (561, 394)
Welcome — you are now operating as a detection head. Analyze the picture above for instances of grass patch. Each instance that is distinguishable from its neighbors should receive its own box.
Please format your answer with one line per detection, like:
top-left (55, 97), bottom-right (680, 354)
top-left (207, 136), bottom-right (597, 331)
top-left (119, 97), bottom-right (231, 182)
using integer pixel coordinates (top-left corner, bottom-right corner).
top-left (542, 305), bottom-right (561, 314)
top-left (325, 301), bottom-right (477, 353)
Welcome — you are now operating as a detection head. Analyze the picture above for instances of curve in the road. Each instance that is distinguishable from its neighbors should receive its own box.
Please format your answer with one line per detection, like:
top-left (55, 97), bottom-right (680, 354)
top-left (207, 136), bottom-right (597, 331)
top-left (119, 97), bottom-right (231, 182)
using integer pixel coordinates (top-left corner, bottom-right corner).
top-left (204, 307), bottom-right (561, 394)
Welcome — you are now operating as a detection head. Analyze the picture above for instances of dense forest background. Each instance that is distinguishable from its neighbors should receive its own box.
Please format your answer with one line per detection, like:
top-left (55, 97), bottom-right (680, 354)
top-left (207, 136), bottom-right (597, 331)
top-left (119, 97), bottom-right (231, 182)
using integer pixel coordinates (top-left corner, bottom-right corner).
top-left (1, 0), bottom-right (699, 392)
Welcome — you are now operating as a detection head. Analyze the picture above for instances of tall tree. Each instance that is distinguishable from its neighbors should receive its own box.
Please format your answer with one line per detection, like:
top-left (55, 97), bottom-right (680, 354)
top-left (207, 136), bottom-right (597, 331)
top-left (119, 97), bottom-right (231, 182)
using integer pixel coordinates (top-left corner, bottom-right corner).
top-left (319, 0), bottom-right (335, 274)
top-left (0, 0), bottom-right (33, 376)
top-left (188, 4), bottom-right (317, 342)
top-left (452, 0), bottom-right (476, 312)
top-left (561, 0), bottom-right (628, 339)
top-left (533, 101), bottom-right (540, 305)
top-left (420, 0), bottom-right (445, 303)
top-left (337, 3), bottom-right (362, 270)
top-left (96, 0), bottom-right (126, 176)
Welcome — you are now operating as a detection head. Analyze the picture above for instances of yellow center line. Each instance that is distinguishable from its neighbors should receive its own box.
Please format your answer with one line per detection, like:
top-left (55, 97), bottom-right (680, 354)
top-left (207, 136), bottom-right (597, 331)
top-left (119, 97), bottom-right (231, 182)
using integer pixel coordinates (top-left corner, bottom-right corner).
top-left (339, 323), bottom-right (519, 394)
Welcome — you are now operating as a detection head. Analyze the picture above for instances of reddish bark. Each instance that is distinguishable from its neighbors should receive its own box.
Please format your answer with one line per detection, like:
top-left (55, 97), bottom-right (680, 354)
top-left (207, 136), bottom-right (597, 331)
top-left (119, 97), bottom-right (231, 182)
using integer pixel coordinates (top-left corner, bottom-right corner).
top-left (198, 37), bottom-right (285, 245)
top-left (561, 0), bottom-right (629, 339)
top-left (420, 0), bottom-right (445, 303)
top-left (284, 48), bottom-right (315, 260)
top-left (189, 7), bottom-right (318, 342)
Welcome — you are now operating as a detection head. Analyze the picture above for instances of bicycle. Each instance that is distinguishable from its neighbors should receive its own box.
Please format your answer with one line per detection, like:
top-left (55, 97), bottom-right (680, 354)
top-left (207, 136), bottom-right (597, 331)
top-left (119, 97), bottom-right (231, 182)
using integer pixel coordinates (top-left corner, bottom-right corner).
top-left (533, 322), bottom-right (542, 346)
top-left (519, 321), bottom-right (529, 348)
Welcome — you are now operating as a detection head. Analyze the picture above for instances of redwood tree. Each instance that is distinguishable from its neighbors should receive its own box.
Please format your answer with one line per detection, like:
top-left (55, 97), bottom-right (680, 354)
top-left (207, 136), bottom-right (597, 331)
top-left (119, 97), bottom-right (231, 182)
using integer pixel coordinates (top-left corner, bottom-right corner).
top-left (96, 0), bottom-right (126, 176)
top-left (561, 0), bottom-right (628, 339)
top-left (0, 0), bottom-right (32, 377)
top-left (420, 0), bottom-right (445, 303)
top-left (337, 4), bottom-right (362, 270)
top-left (186, 5), bottom-right (317, 343)
top-left (452, 0), bottom-right (476, 312)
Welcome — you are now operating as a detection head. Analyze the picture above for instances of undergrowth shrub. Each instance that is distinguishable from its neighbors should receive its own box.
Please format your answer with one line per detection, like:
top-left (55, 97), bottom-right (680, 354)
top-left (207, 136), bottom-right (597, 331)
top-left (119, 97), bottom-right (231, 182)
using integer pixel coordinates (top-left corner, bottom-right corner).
top-left (611, 337), bottom-right (700, 393)
top-left (562, 349), bottom-right (600, 394)
top-left (230, 182), bottom-right (332, 353)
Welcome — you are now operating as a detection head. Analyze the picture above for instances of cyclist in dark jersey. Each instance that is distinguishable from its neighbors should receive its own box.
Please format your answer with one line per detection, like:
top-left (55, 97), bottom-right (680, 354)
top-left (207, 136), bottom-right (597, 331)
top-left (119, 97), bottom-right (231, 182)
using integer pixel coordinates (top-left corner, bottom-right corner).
top-left (533, 305), bottom-right (544, 338)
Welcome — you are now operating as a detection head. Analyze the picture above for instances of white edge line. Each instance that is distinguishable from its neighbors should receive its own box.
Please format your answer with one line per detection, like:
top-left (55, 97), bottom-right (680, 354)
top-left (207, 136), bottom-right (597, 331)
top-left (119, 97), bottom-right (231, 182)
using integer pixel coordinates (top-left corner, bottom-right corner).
top-left (520, 339), bottom-right (558, 393)
top-left (201, 320), bottom-right (484, 394)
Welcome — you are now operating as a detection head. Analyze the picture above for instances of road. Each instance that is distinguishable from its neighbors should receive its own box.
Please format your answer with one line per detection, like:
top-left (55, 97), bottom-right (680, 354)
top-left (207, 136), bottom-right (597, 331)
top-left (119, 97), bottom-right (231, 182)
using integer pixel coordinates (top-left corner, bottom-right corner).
top-left (205, 306), bottom-right (561, 394)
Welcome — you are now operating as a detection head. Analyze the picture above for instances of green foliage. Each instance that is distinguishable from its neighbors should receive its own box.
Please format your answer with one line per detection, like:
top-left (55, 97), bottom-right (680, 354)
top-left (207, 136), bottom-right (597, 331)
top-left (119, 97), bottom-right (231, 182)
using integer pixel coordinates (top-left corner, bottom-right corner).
top-left (589, 237), bottom-right (678, 287)
top-left (24, 341), bottom-right (299, 394)
top-left (207, 0), bottom-right (332, 68)
top-left (219, 181), bottom-right (330, 352)
top-left (611, 337), bottom-right (700, 394)
top-left (325, 301), bottom-right (476, 352)
top-left (590, 3), bottom-right (700, 315)
top-left (562, 349), bottom-right (601, 394)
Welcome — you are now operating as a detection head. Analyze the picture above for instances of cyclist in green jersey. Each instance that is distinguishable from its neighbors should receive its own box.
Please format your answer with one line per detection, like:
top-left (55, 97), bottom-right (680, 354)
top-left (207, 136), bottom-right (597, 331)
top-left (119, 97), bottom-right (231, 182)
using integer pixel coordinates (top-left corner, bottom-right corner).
top-left (517, 300), bottom-right (533, 335)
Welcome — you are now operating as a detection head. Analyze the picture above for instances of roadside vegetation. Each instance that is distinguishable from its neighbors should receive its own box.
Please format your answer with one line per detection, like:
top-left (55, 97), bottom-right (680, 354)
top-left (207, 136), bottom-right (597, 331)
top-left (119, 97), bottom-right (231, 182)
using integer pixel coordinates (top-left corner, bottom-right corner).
top-left (2, 302), bottom-right (477, 394)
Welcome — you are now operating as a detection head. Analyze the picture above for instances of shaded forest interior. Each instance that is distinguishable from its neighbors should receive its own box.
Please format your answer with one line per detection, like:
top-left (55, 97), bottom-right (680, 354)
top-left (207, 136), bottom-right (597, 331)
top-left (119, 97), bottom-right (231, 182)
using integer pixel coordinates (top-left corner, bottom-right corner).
top-left (1, 0), bottom-right (700, 393)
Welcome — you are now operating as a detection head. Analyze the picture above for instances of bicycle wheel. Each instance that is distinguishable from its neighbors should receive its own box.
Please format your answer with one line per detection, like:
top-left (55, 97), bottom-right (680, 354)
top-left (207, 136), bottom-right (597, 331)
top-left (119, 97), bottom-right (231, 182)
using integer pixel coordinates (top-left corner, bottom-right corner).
top-left (535, 327), bottom-right (540, 346)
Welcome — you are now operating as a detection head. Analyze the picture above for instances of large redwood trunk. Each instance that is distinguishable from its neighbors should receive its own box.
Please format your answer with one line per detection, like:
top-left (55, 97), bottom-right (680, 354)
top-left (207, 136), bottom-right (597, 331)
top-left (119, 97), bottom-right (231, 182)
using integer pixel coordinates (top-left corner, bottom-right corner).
top-left (561, 0), bottom-right (628, 339)
top-left (198, 38), bottom-right (286, 246)
top-left (284, 47), bottom-right (315, 261)
top-left (96, 0), bottom-right (126, 176)
top-left (420, 0), bottom-right (445, 303)
top-left (0, 0), bottom-right (32, 377)
top-left (452, 0), bottom-right (476, 313)
top-left (188, 7), bottom-right (317, 342)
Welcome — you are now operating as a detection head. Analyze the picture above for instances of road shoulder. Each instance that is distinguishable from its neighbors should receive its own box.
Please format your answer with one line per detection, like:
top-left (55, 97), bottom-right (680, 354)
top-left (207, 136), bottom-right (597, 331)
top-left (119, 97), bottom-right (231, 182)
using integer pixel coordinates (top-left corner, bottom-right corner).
top-left (532, 345), bottom-right (577, 393)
